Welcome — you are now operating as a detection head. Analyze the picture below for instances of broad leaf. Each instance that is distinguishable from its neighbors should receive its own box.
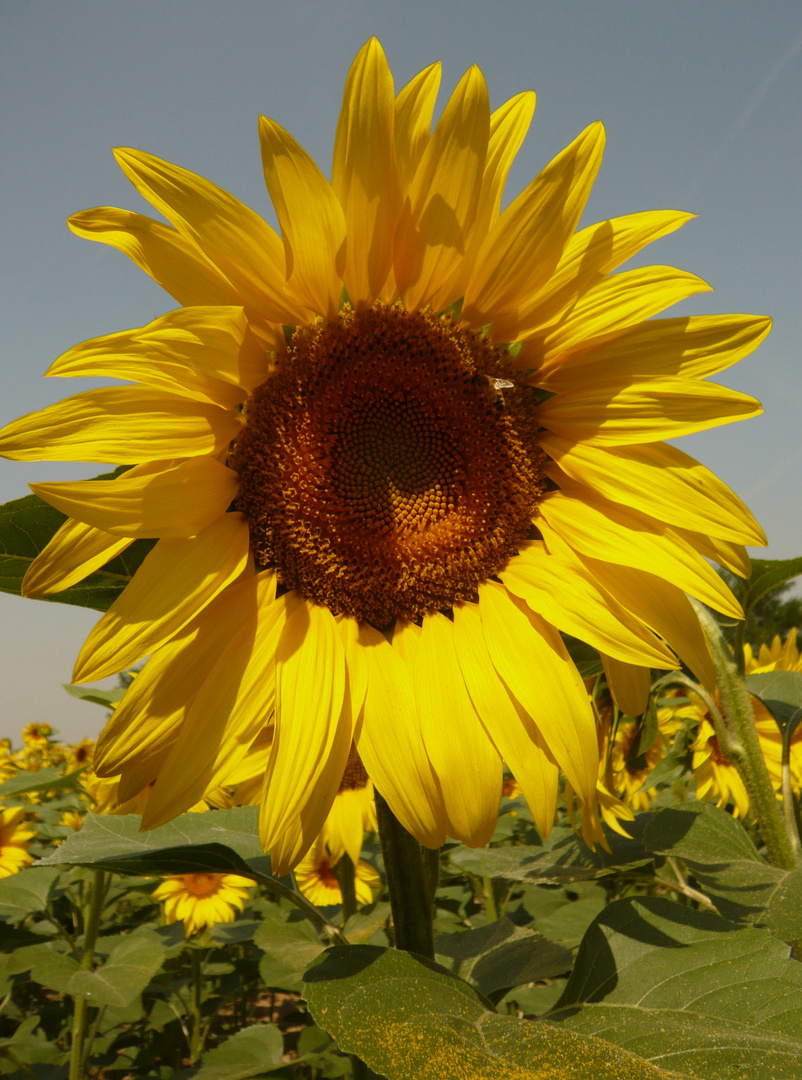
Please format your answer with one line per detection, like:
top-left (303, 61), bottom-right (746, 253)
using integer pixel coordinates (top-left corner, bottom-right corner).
top-left (30, 929), bottom-right (165, 1007)
top-left (644, 802), bottom-right (802, 941)
top-left (553, 895), bottom-right (802, 1079)
top-left (194, 1023), bottom-right (285, 1079)
top-left (62, 683), bottom-right (127, 709)
top-left (0, 766), bottom-right (85, 798)
top-left (742, 556), bottom-right (802, 617)
top-left (0, 866), bottom-right (60, 923)
top-left (303, 946), bottom-right (682, 1079)
top-left (435, 916), bottom-right (572, 1001)
top-left (0, 489), bottom-right (154, 612)
top-left (255, 908), bottom-right (327, 992)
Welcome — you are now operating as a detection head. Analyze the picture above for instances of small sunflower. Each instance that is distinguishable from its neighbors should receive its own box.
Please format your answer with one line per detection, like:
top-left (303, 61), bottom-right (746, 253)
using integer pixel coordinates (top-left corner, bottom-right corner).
top-left (690, 716), bottom-right (752, 819)
top-left (151, 872), bottom-right (252, 936)
top-left (0, 806), bottom-right (36, 877)
top-left (295, 841), bottom-right (380, 909)
top-left (0, 40), bottom-right (767, 872)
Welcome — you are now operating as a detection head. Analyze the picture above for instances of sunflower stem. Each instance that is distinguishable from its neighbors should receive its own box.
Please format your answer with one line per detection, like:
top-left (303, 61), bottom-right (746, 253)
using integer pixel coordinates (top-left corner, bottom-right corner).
top-left (375, 790), bottom-right (435, 958)
top-left (336, 852), bottom-right (359, 924)
top-left (694, 602), bottom-right (800, 871)
top-left (69, 869), bottom-right (106, 1080)
top-left (189, 948), bottom-right (204, 1064)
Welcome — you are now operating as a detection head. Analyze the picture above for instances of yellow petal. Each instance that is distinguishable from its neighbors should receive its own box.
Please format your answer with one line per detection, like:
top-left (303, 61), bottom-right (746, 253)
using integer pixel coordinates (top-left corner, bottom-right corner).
top-left (260, 600), bottom-right (351, 854)
top-left (47, 306), bottom-right (268, 403)
top-left (394, 65), bottom-right (490, 311)
top-left (478, 581), bottom-right (598, 803)
top-left (73, 512), bottom-right (250, 682)
top-left (32, 457), bottom-right (238, 539)
top-left (346, 621), bottom-right (447, 848)
top-left (323, 787), bottom-right (371, 864)
top-left (452, 602), bottom-right (559, 837)
top-left (394, 62), bottom-right (441, 198)
top-left (532, 313), bottom-right (772, 390)
top-left (332, 38), bottom-right (400, 306)
top-left (462, 122), bottom-right (605, 326)
top-left (0, 387), bottom-right (242, 463)
top-left (529, 265), bottom-right (711, 362)
top-left (113, 148), bottom-right (308, 326)
top-left (538, 375), bottom-right (762, 446)
top-left (540, 435), bottom-right (767, 546)
top-left (22, 518), bottom-right (131, 598)
top-left (601, 655), bottom-right (652, 717)
top-left (537, 490), bottom-right (743, 618)
top-left (415, 613), bottom-right (501, 847)
top-left (259, 117), bottom-right (346, 318)
top-left (142, 585), bottom-right (293, 830)
top-left (502, 544), bottom-right (676, 667)
top-left (490, 208), bottom-right (695, 342)
top-left (68, 207), bottom-right (246, 308)
top-left (580, 557), bottom-right (716, 692)
top-left (671, 527), bottom-right (752, 580)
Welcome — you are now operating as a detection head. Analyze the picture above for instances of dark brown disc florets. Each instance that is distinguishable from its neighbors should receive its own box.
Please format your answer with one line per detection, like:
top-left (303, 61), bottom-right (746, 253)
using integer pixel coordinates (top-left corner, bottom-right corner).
top-left (232, 303), bottom-right (545, 625)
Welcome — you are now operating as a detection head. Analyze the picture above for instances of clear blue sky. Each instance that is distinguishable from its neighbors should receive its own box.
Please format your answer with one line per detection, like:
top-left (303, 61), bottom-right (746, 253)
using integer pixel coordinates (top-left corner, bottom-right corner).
top-left (2, 1), bottom-right (801, 741)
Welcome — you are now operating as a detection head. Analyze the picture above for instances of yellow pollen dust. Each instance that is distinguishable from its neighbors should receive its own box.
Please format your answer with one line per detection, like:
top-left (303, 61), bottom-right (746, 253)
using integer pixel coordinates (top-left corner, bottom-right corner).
top-left (232, 303), bottom-right (546, 626)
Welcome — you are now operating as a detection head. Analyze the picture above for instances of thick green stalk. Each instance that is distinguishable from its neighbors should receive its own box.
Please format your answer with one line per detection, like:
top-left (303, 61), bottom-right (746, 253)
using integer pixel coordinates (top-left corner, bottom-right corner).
top-left (695, 603), bottom-right (799, 870)
top-left (69, 869), bottom-right (107, 1080)
top-left (375, 790), bottom-right (435, 958)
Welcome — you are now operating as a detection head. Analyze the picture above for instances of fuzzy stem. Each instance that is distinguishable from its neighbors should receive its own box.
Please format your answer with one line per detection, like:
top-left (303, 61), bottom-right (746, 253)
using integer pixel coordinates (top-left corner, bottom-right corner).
top-left (69, 869), bottom-right (106, 1080)
top-left (694, 602), bottom-right (799, 870)
top-left (375, 790), bottom-right (435, 958)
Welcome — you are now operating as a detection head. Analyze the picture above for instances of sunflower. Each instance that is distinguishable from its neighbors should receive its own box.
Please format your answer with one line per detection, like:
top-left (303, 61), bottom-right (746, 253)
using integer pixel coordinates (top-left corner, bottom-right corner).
top-left (151, 873), bottom-right (253, 936)
top-left (0, 40), bottom-right (767, 873)
top-left (0, 806), bottom-right (36, 877)
top-left (294, 841), bottom-right (380, 909)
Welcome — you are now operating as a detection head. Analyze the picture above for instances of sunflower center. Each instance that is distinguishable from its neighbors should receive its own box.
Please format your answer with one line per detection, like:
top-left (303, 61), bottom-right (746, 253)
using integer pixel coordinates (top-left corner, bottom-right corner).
top-left (182, 873), bottom-right (222, 898)
top-left (233, 302), bottom-right (546, 625)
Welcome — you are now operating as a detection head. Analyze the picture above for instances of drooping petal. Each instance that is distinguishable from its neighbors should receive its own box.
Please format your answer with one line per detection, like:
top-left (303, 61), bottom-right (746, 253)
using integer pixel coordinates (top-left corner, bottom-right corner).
top-left (478, 581), bottom-right (598, 803)
top-left (260, 601), bottom-right (351, 857)
top-left (345, 620), bottom-right (447, 848)
top-left (394, 62), bottom-right (441, 198)
top-left (67, 207), bottom-right (246, 308)
top-left (414, 612), bottom-right (501, 847)
top-left (394, 65), bottom-right (490, 312)
top-left (537, 490), bottom-right (743, 617)
top-left (577, 557), bottom-right (716, 692)
top-left (540, 435), bottom-right (766, 545)
top-left (490, 209), bottom-right (695, 342)
top-left (259, 117), bottom-right (347, 318)
top-left (332, 37), bottom-right (400, 306)
top-left (452, 602), bottom-right (559, 837)
top-left (73, 512), bottom-right (250, 683)
top-left (0, 387), bottom-right (242, 463)
top-left (142, 585), bottom-right (293, 830)
top-left (462, 122), bottom-right (605, 326)
top-left (502, 544), bottom-right (676, 667)
top-left (47, 306), bottom-right (268, 402)
top-left (538, 375), bottom-right (762, 446)
top-left (32, 458), bottom-right (239, 539)
top-left (673, 527), bottom-right (752, 579)
top-left (601, 655), bottom-right (652, 717)
top-left (22, 518), bottom-right (132, 598)
top-left (113, 148), bottom-right (308, 326)
top-left (531, 313), bottom-right (772, 390)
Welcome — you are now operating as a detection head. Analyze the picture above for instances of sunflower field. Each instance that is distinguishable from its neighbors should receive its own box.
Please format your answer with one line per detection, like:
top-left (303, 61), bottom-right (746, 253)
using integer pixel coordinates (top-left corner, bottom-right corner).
top-left (1, 37), bottom-right (801, 1080)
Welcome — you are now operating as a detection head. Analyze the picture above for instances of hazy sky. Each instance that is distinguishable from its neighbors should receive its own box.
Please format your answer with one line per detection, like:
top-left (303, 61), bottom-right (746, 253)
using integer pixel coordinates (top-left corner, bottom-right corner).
top-left (2, 1), bottom-right (801, 741)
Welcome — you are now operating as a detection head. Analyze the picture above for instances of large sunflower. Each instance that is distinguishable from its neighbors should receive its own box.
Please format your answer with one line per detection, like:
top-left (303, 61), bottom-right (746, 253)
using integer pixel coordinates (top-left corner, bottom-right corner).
top-left (0, 40), bottom-right (767, 873)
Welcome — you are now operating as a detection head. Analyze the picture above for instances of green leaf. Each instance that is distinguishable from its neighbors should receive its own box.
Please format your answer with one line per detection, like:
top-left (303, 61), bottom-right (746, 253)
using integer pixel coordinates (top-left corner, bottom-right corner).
top-left (30, 928), bottom-right (165, 1006)
top-left (303, 946), bottom-right (681, 1079)
top-left (746, 669), bottom-right (802, 736)
top-left (644, 802), bottom-right (802, 941)
top-left (342, 901), bottom-right (391, 945)
top-left (0, 866), bottom-right (60, 923)
top-left (552, 895), bottom-right (802, 1079)
top-left (0, 1015), bottom-right (66, 1068)
top-left (743, 557), bottom-right (802, 618)
top-left (38, 807), bottom-right (271, 878)
top-left (563, 635), bottom-right (604, 679)
top-left (447, 818), bottom-right (651, 885)
top-left (194, 1023), bottom-right (285, 1079)
top-left (255, 908), bottom-right (326, 992)
top-left (62, 683), bottom-right (127, 709)
top-left (434, 916), bottom-right (572, 1001)
top-left (0, 766), bottom-right (85, 798)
